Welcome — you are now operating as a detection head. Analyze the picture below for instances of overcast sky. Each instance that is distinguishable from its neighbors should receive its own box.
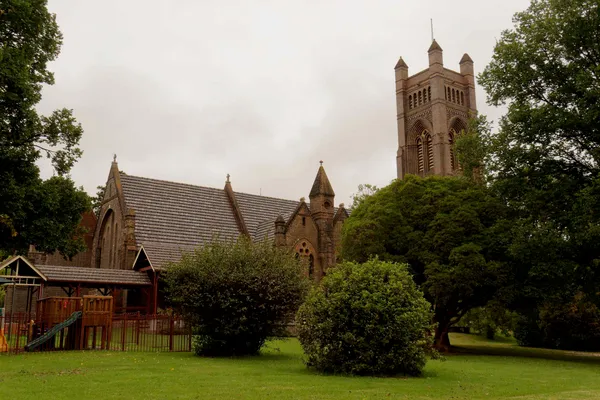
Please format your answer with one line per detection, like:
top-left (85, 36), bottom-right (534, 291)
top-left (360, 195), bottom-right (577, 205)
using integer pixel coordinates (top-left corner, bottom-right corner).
top-left (38, 0), bottom-right (530, 205)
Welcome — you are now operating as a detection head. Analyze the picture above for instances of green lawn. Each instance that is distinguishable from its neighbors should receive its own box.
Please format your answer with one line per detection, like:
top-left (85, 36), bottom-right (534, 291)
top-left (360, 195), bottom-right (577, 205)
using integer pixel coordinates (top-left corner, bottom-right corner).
top-left (1, 333), bottom-right (600, 399)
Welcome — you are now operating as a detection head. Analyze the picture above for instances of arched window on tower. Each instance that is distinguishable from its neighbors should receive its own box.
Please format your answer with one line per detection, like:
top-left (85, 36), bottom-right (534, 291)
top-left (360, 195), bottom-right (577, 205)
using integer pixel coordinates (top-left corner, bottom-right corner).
top-left (449, 130), bottom-right (457, 170)
top-left (418, 91), bottom-right (422, 106)
top-left (447, 87), bottom-right (451, 101)
top-left (428, 87), bottom-right (432, 102)
top-left (460, 92), bottom-right (464, 106)
top-left (452, 89), bottom-right (456, 103)
top-left (448, 118), bottom-right (467, 171)
top-left (426, 133), bottom-right (434, 171)
top-left (409, 95), bottom-right (413, 109)
top-left (416, 136), bottom-right (424, 173)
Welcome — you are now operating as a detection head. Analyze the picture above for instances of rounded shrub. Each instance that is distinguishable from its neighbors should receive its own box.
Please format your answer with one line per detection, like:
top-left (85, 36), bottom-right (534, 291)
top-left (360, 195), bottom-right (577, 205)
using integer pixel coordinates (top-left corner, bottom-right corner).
top-left (296, 259), bottom-right (435, 376)
top-left (165, 237), bottom-right (309, 356)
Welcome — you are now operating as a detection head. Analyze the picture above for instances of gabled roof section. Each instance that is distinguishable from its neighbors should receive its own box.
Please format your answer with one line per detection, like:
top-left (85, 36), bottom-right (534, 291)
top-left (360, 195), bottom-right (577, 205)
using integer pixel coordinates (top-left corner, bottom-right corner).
top-left (334, 205), bottom-right (350, 222)
top-left (119, 173), bottom-right (304, 268)
top-left (234, 191), bottom-right (299, 240)
top-left (309, 165), bottom-right (335, 198)
top-left (119, 174), bottom-right (242, 248)
top-left (0, 255), bottom-right (47, 281)
top-left (141, 242), bottom-right (195, 271)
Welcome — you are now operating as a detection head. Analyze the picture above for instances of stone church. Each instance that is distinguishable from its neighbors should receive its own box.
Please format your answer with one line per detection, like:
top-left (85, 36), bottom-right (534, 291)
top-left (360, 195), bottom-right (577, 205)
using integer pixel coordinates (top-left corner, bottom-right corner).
top-left (394, 40), bottom-right (477, 178)
top-left (94, 159), bottom-right (348, 280)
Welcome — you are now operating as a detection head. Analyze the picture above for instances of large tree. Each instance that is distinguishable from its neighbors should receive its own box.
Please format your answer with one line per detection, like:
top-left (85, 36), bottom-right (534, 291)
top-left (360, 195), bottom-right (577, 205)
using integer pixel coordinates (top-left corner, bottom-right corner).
top-left (478, 0), bottom-right (600, 310)
top-left (0, 0), bottom-right (90, 258)
top-left (341, 176), bottom-right (513, 350)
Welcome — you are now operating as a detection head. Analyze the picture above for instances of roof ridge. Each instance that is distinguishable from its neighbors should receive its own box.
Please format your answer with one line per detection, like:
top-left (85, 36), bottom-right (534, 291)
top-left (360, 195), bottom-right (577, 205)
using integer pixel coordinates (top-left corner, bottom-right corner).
top-left (123, 173), bottom-right (300, 204)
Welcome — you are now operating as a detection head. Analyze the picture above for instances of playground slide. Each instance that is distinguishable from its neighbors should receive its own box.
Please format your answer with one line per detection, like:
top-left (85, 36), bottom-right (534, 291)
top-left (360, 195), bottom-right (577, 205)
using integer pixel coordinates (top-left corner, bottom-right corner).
top-left (24, 311), bottom-right (82, 352)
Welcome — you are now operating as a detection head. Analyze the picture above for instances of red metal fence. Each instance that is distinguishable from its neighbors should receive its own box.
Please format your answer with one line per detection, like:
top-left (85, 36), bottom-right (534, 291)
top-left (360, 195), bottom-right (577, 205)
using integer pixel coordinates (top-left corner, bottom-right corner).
top-left (1, 312), bottom-right (192, 354)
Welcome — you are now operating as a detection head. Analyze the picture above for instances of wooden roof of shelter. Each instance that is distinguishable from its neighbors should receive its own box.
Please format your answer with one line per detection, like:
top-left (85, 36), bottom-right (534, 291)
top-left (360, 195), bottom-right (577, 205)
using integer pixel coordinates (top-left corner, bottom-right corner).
top-left (36, 265), bottom-right (151, 286)
top-left (0, 255), bottom-right (151, 288)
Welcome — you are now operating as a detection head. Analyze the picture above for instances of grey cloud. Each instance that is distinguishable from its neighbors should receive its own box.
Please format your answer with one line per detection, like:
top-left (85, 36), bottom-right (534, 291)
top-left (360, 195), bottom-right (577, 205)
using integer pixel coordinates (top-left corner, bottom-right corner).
top-left (36, 0), bottom-right (530, 205)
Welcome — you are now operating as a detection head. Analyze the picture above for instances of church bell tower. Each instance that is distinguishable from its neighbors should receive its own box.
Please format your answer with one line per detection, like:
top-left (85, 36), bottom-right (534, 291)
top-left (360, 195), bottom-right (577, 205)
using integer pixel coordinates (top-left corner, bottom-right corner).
top-left (394, 40), bottom-right (477, 179)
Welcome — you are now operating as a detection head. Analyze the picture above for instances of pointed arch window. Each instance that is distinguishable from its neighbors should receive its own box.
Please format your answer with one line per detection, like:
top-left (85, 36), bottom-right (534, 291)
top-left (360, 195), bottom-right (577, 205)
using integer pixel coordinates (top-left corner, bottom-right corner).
top-left (426, 133), bottom-right (434, 171)
top-left (449, 130), bottom-right (457, 170)
top-left (295, 241), bottom-right (316, 279)
top-left (416, 136), bottom-right (424, 173)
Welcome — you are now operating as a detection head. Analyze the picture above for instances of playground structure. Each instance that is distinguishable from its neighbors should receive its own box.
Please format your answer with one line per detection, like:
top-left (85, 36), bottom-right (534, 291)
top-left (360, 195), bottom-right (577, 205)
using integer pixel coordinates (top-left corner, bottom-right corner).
top-left (25, 296), bottom-right (113, 352)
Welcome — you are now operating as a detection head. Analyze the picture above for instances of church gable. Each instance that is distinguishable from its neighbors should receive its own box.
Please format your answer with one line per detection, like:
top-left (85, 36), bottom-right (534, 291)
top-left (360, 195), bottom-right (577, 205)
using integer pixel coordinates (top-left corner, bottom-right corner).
top-left (92, 160), bottom-right (130, 270)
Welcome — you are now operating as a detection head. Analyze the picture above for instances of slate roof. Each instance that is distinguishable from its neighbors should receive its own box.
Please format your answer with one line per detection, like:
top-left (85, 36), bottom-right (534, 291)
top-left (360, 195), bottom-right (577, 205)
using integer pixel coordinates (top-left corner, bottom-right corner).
top-left (36, 265), bottom-right (151, 286)
top-left (141, 242), bottom-right (195, 270)
top-left (234, 192), bottom-right (299, 240)
top-left (120, 174), bottom-right (241, 247)
top-left (119, 174), bottom-right (300, 269)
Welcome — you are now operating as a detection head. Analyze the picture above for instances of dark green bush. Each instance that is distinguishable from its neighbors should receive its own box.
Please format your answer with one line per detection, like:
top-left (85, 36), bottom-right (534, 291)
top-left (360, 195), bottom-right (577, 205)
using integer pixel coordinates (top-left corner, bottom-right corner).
top-left (165, 237), bottom-right (309, 356)
top-left (296, 259), bottom-right (435, 376)
top-left (515, 294), bottom-right (600, 351)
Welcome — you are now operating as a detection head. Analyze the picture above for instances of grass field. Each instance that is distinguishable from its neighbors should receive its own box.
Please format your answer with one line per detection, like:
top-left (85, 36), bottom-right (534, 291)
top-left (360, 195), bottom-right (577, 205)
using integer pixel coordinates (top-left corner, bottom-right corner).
top-left (1, 333), bottom-right (600, 400)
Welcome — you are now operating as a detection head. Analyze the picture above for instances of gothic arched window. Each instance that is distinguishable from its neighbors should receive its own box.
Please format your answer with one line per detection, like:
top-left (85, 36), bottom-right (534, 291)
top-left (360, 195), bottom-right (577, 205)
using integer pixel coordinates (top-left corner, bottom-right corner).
top-left (416, 136), bottom-right (424, 173)
top-left (295, 240), bottom-right (316, 279)
top-left (449, 130), bottom-right (457, 170)
top-left (426, 133), bottom-right (434, 171)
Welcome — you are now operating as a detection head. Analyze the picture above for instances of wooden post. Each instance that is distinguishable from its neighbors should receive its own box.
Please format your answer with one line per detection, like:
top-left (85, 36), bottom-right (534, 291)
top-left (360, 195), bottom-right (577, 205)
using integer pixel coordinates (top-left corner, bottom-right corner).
top-left (169, 315), bottom-right (174, 352)
top-left (153, 274), bottom-right (159, 315)
top-left (121, 312), bottom-right (127, 351)
top-left (136, 312), bottom-right (140, 345)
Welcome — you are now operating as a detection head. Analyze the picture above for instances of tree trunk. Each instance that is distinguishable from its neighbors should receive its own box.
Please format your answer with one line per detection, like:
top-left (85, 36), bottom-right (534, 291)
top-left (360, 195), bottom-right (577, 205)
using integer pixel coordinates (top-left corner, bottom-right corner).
top-left (434, 324), bottom-right (451, 352)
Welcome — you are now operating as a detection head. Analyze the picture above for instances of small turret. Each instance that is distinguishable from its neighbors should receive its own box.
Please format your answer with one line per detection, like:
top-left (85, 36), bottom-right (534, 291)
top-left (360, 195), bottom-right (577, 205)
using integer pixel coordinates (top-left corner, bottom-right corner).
top-left (274, 215), bottom-right (286, 246)
top-left (428, 40), bottom-right (443, 67)
top-left (394, 57), bottom-right (409, 80)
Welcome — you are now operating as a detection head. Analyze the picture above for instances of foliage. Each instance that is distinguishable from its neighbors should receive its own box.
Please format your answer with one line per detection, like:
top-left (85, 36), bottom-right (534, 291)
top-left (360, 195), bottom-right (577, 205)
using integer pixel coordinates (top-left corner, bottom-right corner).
top-left (454, 115), bottom-right (491, 183)
top-left (350, 183), bottom-right (379, 209)
top-left (515, 293), bottom-right (600, 351)
top-left (341, 175), bottom-right (513, 350)
top-left (478, 0), bottom-right (600, 348)
top-left (0, 0), bottom-right (89, 257)
top-left (92, 185), bottom-right (106, 217)
top-left (0, 286), bottom-right (5, 307)
top-left (164, 237), bottom-right (309, 356)
top-left (461, 302), bottom-right (519, 340)
top-left (296, 259), bottom-right (435, 376)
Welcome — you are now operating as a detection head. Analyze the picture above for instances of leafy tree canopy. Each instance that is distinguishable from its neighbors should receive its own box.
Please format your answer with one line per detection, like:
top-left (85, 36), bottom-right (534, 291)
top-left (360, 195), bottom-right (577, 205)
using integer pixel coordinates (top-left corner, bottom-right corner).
top-left (0, 0), bottom-right (90, 258)
top-left (478, 0), bottom-right (600, 311)
top-left (341, 176), bottom-right (514, 350)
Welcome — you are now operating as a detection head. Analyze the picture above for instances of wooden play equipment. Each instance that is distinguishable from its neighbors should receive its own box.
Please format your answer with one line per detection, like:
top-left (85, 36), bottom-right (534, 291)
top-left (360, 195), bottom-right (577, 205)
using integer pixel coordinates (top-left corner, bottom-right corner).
top-left (26, 295), bottom-right (113, 351)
